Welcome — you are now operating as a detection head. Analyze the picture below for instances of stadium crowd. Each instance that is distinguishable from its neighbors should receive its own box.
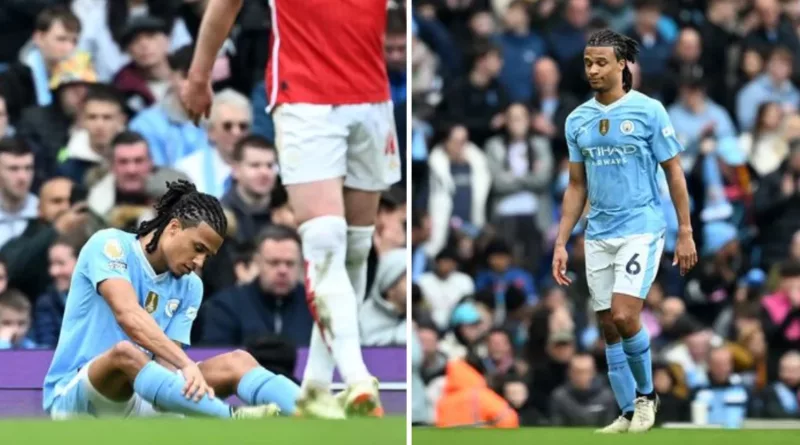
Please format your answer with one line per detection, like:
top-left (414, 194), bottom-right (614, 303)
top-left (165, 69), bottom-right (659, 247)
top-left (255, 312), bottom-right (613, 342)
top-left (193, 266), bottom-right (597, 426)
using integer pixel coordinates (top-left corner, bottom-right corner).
top-left (0, 0), bottom-right (409, 376)
top-left (410, 0), bottom-right (800, 428)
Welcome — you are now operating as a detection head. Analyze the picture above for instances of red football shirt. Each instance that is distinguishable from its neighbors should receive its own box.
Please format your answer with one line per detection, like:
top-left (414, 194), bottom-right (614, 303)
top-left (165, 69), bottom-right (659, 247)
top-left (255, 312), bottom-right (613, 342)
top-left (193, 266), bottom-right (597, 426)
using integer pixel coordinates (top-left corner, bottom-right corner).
top-left (265, 0), bottom-right (391, 108)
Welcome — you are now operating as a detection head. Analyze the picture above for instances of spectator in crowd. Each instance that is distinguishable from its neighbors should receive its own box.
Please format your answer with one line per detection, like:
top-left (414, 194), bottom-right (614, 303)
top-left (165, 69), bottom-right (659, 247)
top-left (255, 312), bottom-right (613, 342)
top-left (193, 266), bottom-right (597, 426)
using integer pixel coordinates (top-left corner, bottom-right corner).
top-left (200, 225), bottom-right (313, 347)
top-left (736, 46), bottom-right (800, 131)
top-left (360, 248), bottom-right (407, 346)
top-left (112, 17), bottom-right (175, 114)
top-left (550, 353), bottom-right (617, 427)
top-left (438, 42), bottom-right (507, 147)
top-left (547, 0), bottom-right (592, 69)
top-left (387, 7), bottom-right (408, 105)
top-left (74, 0), bottom-right (194, 82)
top-left (691, 347), bottom-right (749, 427)
top-left (30, 233), bottom-right (85, 348)
top-left (419, 248), bottom-right (475, 330)
top-left (485, 102), bottom-right (554, 266)
top-left (1, 176), bottom-right (90, 301)
top-left (754, 145), bottom-right (800, 270)
top-left (0, 288), bottom-right (37, 350)
top-left (175, 88), bottom-right (252, 197)
top-left (755, 351), bottom-right (800, 418)
top-left (501, 376), bottom-right (546, 426)
top-left (626, 0), bottom-right (673, 86)
top-left (87, 130), bottom-right (188, 218)
top-left (0, 137), bottom-right (37, 249)
top-left (436, 353), bottom-right (520, 428)
top-left (15, 58), bottom-right (96, 190)
top-left (530, 57), bottom-right (578, 157)
top-left (427, 125), bottom-right (491, 256)
top-left (652, 361), bottom-right (691, 424)
top-left (761, 260), bottom-right (800, 378)
top-left (129, 45), bottom-right (206, 167)
top-left (0, 6), bottom-right (82, 118)
top-left (495, 0), bottom-right (547, 102)
top-left (58, 84), bottom-right (127, 185)
top-left (221, 134), bottom-right (278, 246)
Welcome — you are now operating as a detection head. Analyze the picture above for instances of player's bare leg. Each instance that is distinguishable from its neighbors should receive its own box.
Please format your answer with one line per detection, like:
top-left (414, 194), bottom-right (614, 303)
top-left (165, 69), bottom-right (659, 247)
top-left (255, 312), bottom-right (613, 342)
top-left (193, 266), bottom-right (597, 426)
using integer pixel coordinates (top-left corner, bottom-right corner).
top-left (595, 310), bottom-right (634, 433)
top-left (86, 341), bottom-right (244, 418)
top-left (611, 294), bottom-right (659, 433)
top-left (197, 350), bottom-right (304, 417)
top-left (340, 186), bottom-right (383, 417)
top-left (287, 178), bottom-right (367, 418)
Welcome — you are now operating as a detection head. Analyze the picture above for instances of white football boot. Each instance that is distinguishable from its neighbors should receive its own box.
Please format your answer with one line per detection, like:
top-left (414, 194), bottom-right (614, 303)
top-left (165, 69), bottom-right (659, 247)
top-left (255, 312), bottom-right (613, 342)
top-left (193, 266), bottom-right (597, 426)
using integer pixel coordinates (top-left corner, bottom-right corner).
top-left (595, 415), bottom-right (631, 433)
top-left (232, 403), bottom-right (282, 419)
top-left (628, 395), bottom-right (659, 433)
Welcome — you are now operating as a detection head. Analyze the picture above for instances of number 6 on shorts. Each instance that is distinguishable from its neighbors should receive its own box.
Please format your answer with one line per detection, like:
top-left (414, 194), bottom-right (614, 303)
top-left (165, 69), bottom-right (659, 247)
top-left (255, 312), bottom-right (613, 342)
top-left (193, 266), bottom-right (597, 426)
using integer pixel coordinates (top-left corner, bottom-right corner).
top-left (613, 232), bottom-right (665, 299)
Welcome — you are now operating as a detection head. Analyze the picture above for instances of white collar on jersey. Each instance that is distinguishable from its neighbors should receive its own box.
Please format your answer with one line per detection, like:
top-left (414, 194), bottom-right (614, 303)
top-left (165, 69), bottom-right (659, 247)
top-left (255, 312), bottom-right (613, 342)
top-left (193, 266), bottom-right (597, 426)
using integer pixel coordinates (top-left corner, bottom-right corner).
top-left (131, 238), bottom-right (171, 283)
top-left (591, 90), bottom-right (634, 112)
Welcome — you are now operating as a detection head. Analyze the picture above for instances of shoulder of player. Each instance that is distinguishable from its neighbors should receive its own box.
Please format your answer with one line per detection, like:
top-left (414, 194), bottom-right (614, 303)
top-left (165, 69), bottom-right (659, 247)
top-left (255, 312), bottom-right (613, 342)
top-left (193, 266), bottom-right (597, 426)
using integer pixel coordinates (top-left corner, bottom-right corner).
top-left (175, 272), bottom-right (204, 300)
top-left (86, 228), bottom-right (134, 255)
top-left (565, 100), bottom-right (596, 130)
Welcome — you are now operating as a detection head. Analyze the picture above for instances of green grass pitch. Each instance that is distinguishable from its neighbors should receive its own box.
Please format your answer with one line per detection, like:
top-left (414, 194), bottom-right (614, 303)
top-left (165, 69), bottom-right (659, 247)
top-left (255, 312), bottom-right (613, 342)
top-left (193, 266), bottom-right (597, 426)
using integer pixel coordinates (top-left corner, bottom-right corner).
top-left (413, 427), bottom-right (800, 445)
top-left (0, 417), bottom-right (406, 445)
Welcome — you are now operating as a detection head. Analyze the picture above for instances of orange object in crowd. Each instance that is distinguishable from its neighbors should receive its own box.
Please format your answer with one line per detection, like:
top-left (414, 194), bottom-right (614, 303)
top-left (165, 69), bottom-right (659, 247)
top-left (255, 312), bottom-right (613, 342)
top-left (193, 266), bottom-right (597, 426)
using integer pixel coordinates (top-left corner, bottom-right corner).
top-left (435, 359), bottom-right (519, 428)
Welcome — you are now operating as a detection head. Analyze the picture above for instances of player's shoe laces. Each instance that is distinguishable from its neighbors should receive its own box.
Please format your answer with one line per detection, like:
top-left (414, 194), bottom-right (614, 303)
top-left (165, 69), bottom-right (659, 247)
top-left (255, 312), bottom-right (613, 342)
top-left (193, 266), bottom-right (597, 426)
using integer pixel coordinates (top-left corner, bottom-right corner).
top-left (595, 415), bottom-right (631, 433)
top-left (629, 394), bottom-right (659, 433)
top-left (232, 403), bottom-right (282, 419)
top-left (339, 377), bottom-right (382, 417)
top-left (296, 384), bottom-right (347, 420)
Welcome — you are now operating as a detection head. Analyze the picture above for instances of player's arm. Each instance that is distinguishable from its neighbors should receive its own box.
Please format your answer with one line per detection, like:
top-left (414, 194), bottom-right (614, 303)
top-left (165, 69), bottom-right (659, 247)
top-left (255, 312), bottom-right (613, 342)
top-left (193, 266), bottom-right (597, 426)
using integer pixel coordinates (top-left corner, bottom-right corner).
top-left (653, 101), bottom-right (698, 274)
top-left (555, 119), bottom-right (588, 248)
top-left (99, 280), bottom-right (195, 370)
top-left (187, 0), bottom-right (243, 83)
top-left (555, 162), bottom-right (587, 247)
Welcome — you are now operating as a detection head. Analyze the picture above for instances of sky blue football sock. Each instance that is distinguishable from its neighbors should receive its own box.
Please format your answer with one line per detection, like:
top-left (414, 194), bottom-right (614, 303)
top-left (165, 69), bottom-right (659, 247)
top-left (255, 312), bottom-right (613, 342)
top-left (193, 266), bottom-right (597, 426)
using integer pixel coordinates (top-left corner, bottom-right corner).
top-left (623, 327), bottom-right (654, 395)
top-left (237, 367), bottom-right (300, 415)
top-left (606, 341), bottom-right (636, 414)
top-left (133, 361), bottom-right (231, 418)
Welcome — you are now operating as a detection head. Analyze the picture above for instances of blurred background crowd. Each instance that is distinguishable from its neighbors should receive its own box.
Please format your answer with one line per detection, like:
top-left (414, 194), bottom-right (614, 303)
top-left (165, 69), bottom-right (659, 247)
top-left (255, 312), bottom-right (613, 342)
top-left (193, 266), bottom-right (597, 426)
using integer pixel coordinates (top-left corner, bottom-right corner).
top-left (410, 0), bottom-right (800, 428)
top-left (0, 0), bottom-right (409, 376)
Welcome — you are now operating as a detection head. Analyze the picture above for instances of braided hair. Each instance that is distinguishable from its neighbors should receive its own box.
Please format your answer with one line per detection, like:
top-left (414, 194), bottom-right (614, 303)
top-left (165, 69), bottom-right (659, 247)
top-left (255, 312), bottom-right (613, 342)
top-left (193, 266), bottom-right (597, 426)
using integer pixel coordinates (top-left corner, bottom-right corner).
top-left (586, 29), bottom-right (640, 92)
top-left (136, 180), bottom-right (228, 253)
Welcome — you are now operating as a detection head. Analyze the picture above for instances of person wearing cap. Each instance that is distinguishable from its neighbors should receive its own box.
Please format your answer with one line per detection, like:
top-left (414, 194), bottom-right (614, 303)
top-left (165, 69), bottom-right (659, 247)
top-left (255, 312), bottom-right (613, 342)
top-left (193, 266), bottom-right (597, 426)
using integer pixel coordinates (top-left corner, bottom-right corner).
top-left (439, 301), bottom-right (488, 360)
top-left (112, 16), bottom-right (175, 114)
top-left (359, 248), bottom-right (407, 346)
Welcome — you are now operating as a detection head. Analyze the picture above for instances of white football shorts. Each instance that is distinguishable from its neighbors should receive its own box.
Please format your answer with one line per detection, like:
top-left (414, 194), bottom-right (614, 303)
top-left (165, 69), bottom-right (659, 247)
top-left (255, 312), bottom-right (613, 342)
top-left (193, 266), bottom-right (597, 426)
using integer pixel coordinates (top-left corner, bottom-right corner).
top-left (272, 101), bottom-right (402, 191)
top-left (584, 231), bottom-right (665, 312)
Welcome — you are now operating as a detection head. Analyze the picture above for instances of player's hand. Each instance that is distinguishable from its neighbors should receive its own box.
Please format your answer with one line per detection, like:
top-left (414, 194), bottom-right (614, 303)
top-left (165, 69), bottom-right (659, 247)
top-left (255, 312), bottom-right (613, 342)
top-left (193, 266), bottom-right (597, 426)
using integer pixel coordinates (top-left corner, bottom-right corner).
top-left (673, 230), bottom-right (698, 276)
top-left (552, 244), bottom-right (572, 286)
top-left (181, 363), bottom-right (215, 402)
top-left (179, 76), bottom-right (213, 125)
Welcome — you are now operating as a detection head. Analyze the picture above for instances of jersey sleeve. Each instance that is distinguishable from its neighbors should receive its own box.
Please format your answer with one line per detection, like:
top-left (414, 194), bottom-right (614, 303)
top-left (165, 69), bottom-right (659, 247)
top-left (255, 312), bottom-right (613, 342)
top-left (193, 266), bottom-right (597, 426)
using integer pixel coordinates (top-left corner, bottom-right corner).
top-left (165, 276), bottom-right (203, 346)
top-left (565, 115), bottom-right (583, 162)
top-left (82, 230), bottom-right (132, 290)
top-left (651, 100), bottom-right (684, 162)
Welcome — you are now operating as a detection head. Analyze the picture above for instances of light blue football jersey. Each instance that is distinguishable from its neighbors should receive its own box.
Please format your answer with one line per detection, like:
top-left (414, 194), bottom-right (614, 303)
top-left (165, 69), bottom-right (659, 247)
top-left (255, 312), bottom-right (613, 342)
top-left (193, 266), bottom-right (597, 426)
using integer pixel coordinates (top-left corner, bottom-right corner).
top-left (565, 90), bottom-right (684, 240)
top-left (42, 228), bottom-right (203, 412)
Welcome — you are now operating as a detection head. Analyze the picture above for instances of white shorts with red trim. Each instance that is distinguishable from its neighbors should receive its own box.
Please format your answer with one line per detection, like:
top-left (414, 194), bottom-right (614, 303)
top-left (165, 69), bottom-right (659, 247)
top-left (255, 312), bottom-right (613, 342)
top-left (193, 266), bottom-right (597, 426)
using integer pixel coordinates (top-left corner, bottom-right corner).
top-left (272, 101), bottom-right (401, 191)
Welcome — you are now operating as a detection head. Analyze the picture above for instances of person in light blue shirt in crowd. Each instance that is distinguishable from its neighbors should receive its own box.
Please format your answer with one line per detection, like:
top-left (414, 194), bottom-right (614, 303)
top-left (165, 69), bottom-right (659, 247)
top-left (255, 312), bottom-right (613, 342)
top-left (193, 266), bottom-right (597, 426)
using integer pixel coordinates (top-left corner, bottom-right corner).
top-left (736, 46), bottom-right (800, 131)
top-left (129, 46), bottom-right (207, 167)
top-left (691, 347), bottom-right (749, 428)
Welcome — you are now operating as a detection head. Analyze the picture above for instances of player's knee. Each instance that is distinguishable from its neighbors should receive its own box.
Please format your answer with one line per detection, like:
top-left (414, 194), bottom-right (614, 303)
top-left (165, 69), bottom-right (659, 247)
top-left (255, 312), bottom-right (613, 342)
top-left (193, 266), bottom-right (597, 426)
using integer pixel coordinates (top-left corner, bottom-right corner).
top-left (299, 215), bottom-right (347, 250)
top-left (610, 308), bottom-right (636, 330)
top-left (600, 320), bottom-right (621, 344)
top-left (229, 349), bottom-right (259, 370)
top-left (110, 341), bottom-right (148, 370)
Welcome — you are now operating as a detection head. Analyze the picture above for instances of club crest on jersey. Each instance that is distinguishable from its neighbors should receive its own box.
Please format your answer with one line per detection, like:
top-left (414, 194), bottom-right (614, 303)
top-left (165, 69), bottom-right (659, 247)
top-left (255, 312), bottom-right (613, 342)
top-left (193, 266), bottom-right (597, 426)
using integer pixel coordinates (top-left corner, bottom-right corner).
top-left (620, 120), bottom-right (635, 134)
top-left (145, 291), bottom-right (159, 314)
top-left (165, 299), bottom-right (180, 318)
top-left (599, 119), bottom-right (610, 135)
